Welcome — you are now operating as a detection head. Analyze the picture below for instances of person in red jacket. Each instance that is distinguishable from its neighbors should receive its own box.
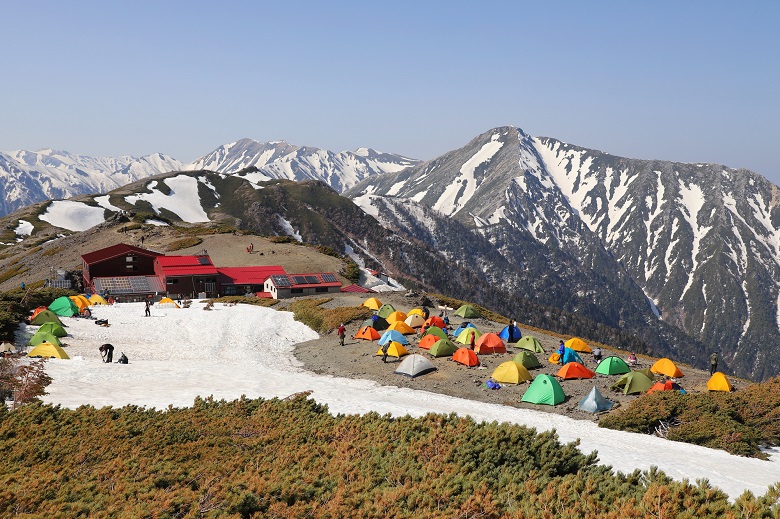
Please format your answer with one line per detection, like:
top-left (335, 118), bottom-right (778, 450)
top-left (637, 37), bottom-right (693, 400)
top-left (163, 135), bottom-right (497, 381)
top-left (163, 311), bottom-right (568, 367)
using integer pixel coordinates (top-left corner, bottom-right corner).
top-left (337, 324), bottom-right (346, 346)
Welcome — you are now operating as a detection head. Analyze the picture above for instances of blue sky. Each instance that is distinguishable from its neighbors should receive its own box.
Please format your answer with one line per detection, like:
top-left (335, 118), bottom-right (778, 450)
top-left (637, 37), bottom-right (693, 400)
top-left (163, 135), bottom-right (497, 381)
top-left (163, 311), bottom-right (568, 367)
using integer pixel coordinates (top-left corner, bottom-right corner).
top-left (2, 1), bottom-right (778, 182)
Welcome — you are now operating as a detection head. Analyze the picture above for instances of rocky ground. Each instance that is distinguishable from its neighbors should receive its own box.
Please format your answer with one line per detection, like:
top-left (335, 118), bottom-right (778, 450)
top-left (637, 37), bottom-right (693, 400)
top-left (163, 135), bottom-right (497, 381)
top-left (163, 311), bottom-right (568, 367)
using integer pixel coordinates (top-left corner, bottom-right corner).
top-left (293, 291), bottom-right (751, 422)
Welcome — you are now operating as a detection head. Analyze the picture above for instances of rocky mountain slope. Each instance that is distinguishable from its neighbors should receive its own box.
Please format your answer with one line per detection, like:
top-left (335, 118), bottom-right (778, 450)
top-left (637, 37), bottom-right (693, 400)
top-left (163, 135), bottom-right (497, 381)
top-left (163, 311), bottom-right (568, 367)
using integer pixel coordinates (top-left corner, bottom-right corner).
top-left (0, 139), bottom-right (418, 218)
top-left (346, 126), bottom-right (780, 380)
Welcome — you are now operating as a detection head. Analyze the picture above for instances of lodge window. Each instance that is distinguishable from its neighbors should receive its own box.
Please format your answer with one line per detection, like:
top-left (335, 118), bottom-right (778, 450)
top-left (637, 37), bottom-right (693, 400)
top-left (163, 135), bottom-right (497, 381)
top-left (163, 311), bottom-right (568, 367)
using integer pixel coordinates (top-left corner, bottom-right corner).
top-left (315, 287), bottom-right (328, 293)
top-left (291, 288), bottom-right (303, 294)
top-left (126, 256), bottom-right (137, 262)
top-left (167, 279), bottom-right (179, 285)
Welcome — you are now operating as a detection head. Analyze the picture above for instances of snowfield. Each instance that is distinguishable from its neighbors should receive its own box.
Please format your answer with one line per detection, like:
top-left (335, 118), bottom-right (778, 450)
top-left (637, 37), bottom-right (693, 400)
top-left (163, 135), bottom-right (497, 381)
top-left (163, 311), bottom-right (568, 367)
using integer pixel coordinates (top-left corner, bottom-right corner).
top-left (23, 302), bottom-right (779, 499)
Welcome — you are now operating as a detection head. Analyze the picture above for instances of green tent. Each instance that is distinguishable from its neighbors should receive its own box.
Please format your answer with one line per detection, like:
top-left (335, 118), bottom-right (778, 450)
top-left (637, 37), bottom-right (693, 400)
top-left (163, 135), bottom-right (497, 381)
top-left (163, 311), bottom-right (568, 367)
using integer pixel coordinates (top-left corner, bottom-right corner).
top-left (453, 304), bottom-right (481, 318)
top-left (376, 304), bottom-right (396, 319)
top-left (429, 339), bottom-right (458, 358)
top-left (361, 316), bottom-right (389, 331)
top-left (512, 351), bottom-right (541, 369)
top-left (49, 296), bottom-right (79, 317)
top-left (422, 326), bottom-right (448, 341)
top-left (29, 332), bottom-right (62, 347)
top-left (595, 356), bottom-right (631, 375)
top-left (521, 374), bottom-right (566, 406)
top-left (611, 371), bottom-right (654, 395)
top-left (30, 309), bottom-right (64, 326)
top-left (456, 327), bottom-right (482, 344)
top-left (37, 322), bottom-right (67, 338)
top-left (516, 336), bottom-right (545, 353)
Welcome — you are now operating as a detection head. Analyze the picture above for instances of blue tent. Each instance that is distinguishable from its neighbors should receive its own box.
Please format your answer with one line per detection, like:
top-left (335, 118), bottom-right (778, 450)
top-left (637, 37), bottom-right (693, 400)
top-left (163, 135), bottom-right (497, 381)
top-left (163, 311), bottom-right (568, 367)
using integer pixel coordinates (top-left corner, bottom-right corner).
top-left (379, 329), bottom-right (409, 346)
top-left (453, 322), bottom-right (476, 337)
top-left (562, 347), bottom-right (584, 365)
top-left (577, 387), bottom-right (614, 413)
top-left (498, 324), bottom-right (522, 342)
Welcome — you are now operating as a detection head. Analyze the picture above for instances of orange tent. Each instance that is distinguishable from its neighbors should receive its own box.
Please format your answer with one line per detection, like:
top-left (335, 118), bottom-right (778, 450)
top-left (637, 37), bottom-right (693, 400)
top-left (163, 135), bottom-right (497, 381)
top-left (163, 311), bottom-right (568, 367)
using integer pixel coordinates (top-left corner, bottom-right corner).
top-left (30, 306), bottom-right (49, 320)
top-left (452, 347), bottom-right (480, 367)
top-left (651, 358), bottom-right (684, 378)
top-left (418, 334), bottom-right (439, 350)
top-left (424, 316), bottom-right (446, 329)
top-left (647, 380), bottom-right (674, 394)
top-left (387, 321), bottom-right (416, 335)
top-left (70, 295), bottom-right (90, 311)
top-left (355, 326), bottom-right (380, 341)
top-left (564, 337), bottom-right (592, 353)
top-left (548, 353), bottom-right (561, 364)
top-left (474, 333), bottom-right (506, 355)
top-left (556, 362), bottom-right (595, 380)
top-left (707, 372), bottom-right (732, 392)
top-left (386, 311), bottom-right (408, 324)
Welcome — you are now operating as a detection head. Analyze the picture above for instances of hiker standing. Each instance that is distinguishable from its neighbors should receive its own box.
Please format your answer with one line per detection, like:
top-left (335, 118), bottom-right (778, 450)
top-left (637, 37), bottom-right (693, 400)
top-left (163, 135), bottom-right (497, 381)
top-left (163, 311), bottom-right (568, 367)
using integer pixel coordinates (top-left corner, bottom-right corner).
top-left (593, 347), bottom-right (603, 363)
top-left (710, 352), bottom-right (719, 375)
top-left (381, 341), bottom-right (390, 363)
top-left (337, 323), bottom-right (346, 346)
top-left (469, 332), bottom-right (476, 351)
top-left (558, 340), bottom-right (565, 365)
top-left (144, 299), bottom-right (151, 317)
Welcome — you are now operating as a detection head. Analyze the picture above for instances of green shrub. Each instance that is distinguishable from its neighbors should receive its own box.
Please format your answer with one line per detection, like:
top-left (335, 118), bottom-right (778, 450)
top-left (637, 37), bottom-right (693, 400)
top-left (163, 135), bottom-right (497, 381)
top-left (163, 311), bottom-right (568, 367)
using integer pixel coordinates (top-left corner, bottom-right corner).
top-left (166, 237), bottom-right (203, 251)
top-left (289, 298), bottom-right (371, 333)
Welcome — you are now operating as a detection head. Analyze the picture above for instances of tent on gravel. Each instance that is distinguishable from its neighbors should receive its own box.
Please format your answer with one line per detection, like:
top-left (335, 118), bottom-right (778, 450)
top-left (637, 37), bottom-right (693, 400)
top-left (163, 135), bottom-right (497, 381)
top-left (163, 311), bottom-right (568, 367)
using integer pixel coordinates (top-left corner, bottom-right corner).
top-left (456, 327), bottom-right (482, 345)
top-left (498, 324), bottom-right (522, 343)
top-left (556, 362), bottom-right (595, 380)
top-left (395, 354), bottom-right (436, 378)
top-left (651, 358), bottom-right (684, 378)
top-left (379, 330), bottom-right (409, 346)
top-left (454, 304), bottom-right (481, 318)
top-left (578, 387), bottom-right (614, 413)
top-left (564, 337), bottom-right (592, 353)
top-left (404, 314), bottom-right (425, 328)
top-left (474, 333), bottom-right (506, 355)
top-left (376, 304), bottom-right (396, 319)
top-left (491, 361), bottom-right (532, 384)
top-left (611, 371), bottom-right (654, 395)
top-left (452, 322), bottom-right (476, 337)
top-left (429, 339), bottom-right (458, 358)
top-left (452, 347), bottom-right (480, 367)
top-left (521, 374), bottom-right (565, 406)
top-left (421, 326), bottom-right (448, 341)
top-left (516, 336), bottom-right (545, 353)
top-left (385, 311), bottom-right (408, 324)
top-left (375, 342), bottom-right (409, 359)
top-left (418, 334), bottom-right (439, 350)
top-left (355, 326), bottom-right (380, 341)
top-left (362, 297), bottom-right (382, 310)
top-left (595, 356), bottom-right (631, 375)
top-left (361, 316), bottom-right (389, 331)
top-left (512, 351), bottom-right (541, 369)
top-left (387, 321), bottom-right (416, 335)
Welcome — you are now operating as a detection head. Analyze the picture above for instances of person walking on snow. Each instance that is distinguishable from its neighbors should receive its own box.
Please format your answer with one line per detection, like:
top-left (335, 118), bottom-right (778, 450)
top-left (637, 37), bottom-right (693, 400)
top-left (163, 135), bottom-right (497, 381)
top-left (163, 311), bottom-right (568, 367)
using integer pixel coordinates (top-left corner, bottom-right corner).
top-left (99, 343), bottom-right (114, 363)
top-left (710, 352), bottom-right (719, 375)
top-left (145, 299), bottom-right (151, 317)
top-left (337, 323), bottom-right (346, 346)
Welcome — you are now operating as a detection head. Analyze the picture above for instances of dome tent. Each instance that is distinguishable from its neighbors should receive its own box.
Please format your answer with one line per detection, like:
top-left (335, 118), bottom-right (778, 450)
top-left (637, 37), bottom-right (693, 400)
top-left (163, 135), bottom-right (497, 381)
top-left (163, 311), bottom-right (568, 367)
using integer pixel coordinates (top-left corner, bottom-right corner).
top-left (578, 387), bottom-right (614, 413)
top-left (707, 372), bottom-right (732, 392)
top-left (28, 342), bottom-right (69, 359)
top-left (452, 347), bottom-right (480, 367)
top-left (491, 361), bottom-right (532, 384)
top-left (651, 358), bottom-right (684, 378)
top-left (395, 354), bottom-right (436, 378)
top-left (516, 336), bottom-right (544, 353)
top-left (521, 374), bottom-right (565, 406)
top-left (429, 339), bottom-right (458, 358)
top-left (564, 337), bottom-right (592, 353)
top-left (512, 351), bottom-right (541, 369)
top-left (454, 304), bottom-right (481, 318)
top-left (595, 356), bottom-right (631, 375)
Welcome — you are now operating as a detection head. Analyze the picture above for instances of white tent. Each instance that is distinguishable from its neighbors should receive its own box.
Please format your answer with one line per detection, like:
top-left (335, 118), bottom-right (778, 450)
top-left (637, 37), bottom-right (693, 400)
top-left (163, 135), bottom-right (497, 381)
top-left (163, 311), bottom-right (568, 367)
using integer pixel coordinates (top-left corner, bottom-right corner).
top-left (394, 354), bottom-right (436, 378)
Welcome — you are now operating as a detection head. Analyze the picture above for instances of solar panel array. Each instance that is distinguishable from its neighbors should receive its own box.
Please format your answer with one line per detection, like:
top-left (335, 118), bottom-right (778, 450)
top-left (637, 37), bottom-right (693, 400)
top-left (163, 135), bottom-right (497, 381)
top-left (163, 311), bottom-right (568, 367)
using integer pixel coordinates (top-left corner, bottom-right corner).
top-left (271, 275), bottom-right (291, 287)
top-left (292, 275), bottom-right (309, 285)
top-left (94, 276), bottom-right (165, 294)
top-left (321, 273), bottom-right (338, 283)
top-left (304, 275), bottom-right (320, 284)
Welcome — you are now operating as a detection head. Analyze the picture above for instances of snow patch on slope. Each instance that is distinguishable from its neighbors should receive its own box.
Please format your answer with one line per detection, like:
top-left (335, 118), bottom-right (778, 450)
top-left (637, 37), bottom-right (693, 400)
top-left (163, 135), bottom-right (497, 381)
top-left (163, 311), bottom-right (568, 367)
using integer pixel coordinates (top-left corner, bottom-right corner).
top-left (39, 201), bottom-right (106, 232)
top-left (125, 175), bottom-right (209, 223)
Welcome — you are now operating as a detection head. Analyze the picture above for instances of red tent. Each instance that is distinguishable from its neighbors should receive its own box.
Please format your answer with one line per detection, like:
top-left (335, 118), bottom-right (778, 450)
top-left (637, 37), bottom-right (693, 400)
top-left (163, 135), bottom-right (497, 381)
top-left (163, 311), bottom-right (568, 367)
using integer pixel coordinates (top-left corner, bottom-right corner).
top-left (474, 332), bottom-right (506, 354)
top-left (418, 334), bottom-right (439, 350)
top-left (556, 362), bottom-right (595, 380)
top-left (452, 347), bottom-right (480, 367)
top-left (424, 316), bottom-right (446, 329)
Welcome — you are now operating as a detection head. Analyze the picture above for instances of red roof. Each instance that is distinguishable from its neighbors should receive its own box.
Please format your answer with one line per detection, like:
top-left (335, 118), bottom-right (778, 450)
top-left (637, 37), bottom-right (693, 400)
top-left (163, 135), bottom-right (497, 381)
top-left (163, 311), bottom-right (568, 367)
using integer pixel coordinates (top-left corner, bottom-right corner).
top-left (268, 273), bottom-right (342, 289)
top-left (255, 291), bottom-right (273, 298)
top-left (217, 266), bottom-right (286, 285)
top-left (341, 284), bottom-right (376, 293)
top-left (155, 255), bottom-right (217, 276)
top-left (82, 243), bottom-right (163, 265)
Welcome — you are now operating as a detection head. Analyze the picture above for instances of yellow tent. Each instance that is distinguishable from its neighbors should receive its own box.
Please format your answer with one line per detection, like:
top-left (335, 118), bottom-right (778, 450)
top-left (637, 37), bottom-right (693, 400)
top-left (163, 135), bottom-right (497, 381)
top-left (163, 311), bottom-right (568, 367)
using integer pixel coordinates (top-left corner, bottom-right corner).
top-left (88, 294), bottom-right (108, 305)
top-left (158, 297), bottom-right (180, 308)
top-left (707, 372), bottom-right (732, 392)
top-left (407, 308), bottom-right (425, 317)
top-left (69, 295), bottom-right (91, 311)
top-left (375, 341), bottom-right (409, 359)
top-left (385, 311), bottom-right (408, 324)
top-left (548, 353), bottom-right (561, 364)
top-left (387, 321), bottom-right (416, 335)
top-left (28, 342), bottom-right (69, 359)
top-left (565, 337), bottom-right (592, 353)
top-left (491, 361), bottom-right (533, 384)
top-left (651, 358), bottom-right (684, 378)
top-left (362, 297), bottom-right (382, 311)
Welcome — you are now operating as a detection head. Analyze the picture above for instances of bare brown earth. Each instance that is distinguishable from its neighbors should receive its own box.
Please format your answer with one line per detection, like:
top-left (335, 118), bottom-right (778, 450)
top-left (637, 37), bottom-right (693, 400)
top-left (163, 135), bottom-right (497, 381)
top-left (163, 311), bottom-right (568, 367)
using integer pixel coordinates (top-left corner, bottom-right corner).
top-left (292, 291), bottom-right (752, 421)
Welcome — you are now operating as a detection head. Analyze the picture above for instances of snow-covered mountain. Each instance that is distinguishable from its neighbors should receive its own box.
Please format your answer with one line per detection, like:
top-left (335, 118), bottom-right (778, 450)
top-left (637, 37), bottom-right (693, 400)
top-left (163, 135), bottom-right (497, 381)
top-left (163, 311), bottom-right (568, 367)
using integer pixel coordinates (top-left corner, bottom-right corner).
top-left (346, 126), bottom-right (780, 380)
top-left (0, 139), bottom-right (419, 218)
top-left (0, 148), bottom-right (183, 216)
top-left (186, 138), bottom-right (420, 192)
